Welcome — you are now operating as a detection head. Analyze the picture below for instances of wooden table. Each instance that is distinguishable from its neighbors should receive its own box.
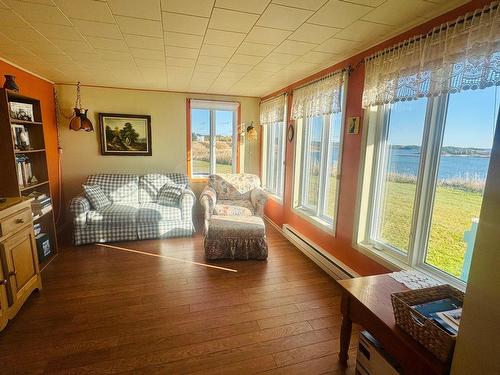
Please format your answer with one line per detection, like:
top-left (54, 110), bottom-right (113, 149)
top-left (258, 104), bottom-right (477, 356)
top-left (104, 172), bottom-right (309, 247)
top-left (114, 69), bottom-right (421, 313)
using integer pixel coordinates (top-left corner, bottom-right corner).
top-left (338, 274), bottom-right (450, 375)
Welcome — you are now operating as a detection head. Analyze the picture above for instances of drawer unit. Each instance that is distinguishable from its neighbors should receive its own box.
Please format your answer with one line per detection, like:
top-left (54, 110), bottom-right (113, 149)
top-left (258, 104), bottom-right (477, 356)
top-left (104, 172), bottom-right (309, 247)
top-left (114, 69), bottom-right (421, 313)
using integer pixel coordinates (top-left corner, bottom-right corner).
top-left (0, 208), bottom-right (32, 237)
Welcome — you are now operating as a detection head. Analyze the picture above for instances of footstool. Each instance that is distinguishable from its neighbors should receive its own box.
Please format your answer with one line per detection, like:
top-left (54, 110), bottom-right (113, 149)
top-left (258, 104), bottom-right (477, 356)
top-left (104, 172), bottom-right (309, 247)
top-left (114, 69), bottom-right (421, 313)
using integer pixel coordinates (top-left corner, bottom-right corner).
top-left (204, 215), bottom-right (268, 260)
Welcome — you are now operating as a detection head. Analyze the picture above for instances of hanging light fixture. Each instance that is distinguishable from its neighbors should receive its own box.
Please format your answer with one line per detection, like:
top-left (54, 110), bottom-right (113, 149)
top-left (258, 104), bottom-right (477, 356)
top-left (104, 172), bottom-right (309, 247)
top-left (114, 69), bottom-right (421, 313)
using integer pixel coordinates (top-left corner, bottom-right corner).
top-left (69, 82), bottom-right (93, 132)
top-left (246, 121), bottom-right (258, 141)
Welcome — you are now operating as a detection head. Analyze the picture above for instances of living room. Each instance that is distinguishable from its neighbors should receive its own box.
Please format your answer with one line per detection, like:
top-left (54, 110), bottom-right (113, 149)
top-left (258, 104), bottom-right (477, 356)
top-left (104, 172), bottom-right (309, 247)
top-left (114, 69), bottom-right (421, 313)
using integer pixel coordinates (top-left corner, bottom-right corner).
top-left (0, 0), bottom-right (498, 374)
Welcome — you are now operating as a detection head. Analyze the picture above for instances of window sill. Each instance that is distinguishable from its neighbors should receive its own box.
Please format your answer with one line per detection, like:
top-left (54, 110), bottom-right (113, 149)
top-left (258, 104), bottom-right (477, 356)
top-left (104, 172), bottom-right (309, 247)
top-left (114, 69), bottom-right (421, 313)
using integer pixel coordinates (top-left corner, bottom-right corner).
top-left (292, 207), bottom-right (335, 236)
top-left (353, 242), bottom-right (466, 291)
top-left (266, 193), bottom-right (283, 205)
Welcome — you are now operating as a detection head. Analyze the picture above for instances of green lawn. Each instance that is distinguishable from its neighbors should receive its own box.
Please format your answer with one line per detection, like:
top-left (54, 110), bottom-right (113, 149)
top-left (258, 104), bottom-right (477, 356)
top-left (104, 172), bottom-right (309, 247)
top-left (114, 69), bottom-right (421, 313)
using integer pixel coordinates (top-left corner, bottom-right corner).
top-left (193, 159), bottom-right (233, 174)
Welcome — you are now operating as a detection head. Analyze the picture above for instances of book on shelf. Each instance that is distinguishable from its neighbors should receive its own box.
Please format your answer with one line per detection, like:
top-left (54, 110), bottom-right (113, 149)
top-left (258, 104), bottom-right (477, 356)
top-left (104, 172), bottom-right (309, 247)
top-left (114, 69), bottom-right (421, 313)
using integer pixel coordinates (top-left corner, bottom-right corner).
top-left (412, 298), bottom-right (462, 336)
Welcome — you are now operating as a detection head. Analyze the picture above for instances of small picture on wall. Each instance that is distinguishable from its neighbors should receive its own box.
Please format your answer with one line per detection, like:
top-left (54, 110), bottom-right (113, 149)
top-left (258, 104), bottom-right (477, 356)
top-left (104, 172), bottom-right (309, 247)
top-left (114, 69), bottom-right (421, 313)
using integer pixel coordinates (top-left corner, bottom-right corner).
top-left (347, 116), bottom-right (360, 135)
top-left (9, 101), bottom-right (34, 122)
top-left (99, 113), bottom-right (152, 156)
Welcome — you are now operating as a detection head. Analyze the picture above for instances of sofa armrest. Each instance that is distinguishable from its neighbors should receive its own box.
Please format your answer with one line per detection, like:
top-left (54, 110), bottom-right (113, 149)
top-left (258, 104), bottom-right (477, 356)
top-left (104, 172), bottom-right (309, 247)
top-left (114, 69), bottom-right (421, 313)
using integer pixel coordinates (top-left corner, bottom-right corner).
top-left (179, 188), bottom-right (196, 221)
top-left (250, 187), bottom-right (268, 217)
top-left (69, 193), bottom-right (91, 226)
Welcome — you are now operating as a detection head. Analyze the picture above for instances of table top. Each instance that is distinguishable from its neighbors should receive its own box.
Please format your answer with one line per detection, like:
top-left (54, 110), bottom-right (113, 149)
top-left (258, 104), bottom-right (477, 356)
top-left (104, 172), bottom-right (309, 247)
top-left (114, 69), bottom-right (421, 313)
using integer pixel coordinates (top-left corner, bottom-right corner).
top-left (338, 274), bottom-right (449, 374)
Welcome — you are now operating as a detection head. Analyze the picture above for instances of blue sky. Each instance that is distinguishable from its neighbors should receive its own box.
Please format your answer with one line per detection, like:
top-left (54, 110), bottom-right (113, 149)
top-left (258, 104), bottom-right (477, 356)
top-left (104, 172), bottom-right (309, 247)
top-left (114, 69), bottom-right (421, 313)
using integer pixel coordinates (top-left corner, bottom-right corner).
top-left (191, 109), bottom-right (233, 136)
top-left (389, 86), bottom-right (499, 148)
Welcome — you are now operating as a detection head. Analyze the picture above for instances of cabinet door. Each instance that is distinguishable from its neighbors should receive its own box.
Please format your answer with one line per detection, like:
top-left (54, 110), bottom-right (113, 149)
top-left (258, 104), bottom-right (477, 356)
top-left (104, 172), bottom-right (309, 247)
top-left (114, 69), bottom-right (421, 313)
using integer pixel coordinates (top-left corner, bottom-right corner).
top-left (1, 226), bottom-right (40, 306)
top-left (0, 264), bottom-right (7, 331)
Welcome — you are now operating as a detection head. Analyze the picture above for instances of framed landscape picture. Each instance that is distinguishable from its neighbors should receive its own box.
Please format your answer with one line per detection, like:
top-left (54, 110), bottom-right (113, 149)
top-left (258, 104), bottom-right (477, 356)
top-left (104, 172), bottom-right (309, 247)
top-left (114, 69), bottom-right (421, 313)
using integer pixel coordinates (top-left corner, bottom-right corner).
top-left (98, 113), bottom-right (152, 156)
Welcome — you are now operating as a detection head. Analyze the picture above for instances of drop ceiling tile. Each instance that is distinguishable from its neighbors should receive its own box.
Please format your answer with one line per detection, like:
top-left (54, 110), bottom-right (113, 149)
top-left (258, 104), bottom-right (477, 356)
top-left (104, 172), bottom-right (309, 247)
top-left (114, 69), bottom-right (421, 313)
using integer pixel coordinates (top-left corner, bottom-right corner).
top-left (66, 52), bottom-right (102, 63)
top-left (275, 40), bottom-right (316, 55)
top-left (0, 27), bottom-right (49, 43)
top-left (236, 42), bottom-right (274, 56)
top-left (54, 0), bottom-right (115, 23)
top-left (209, 8), bottom-right (258, 33)
top-left (197, 54), bottom-right (230, 66)
top-left (284, 61), bottom-right (319, 72)
top-left (204, 29), bottom-right (246, 47)
top-left (4, 0), bottom-right (72, 25)
top-left (86, 36), bottom-right (128, 51)
top-left (162, 12), bottom-right (209, 36)
top-left (165, 46), bottom-right (199, 59)
top-left (166, 56), bottom-right (196, 67)
top-left (254, 61), bottom-right (286, 72)
top-left (219, 70), bottom-right (246, 79)
top-left (347, 0), bottom-right (390, 7)
top-left (200, 44), bottom-right (237, 58)
top-left (50, 38), bottom-right (94, 53)
top-left (229, 53), bottom-right (263, 65)
top-left (192, 70), bottom-right (220, 81)
top-left (314, 37), bottom-right (361, 54)
top-left (108, 0), bottom-right (161, 20)
top-left (99, 50), bottom-right (135, 62)
top-left (245, 26), bottom-right (291, 45)
top-left (263, 51), bottom-right (299, 64)
top-left (135, 58), bottom-right (165, 68)
top-left (215, 0), bottom-right (270, 14)
top-left (164, 32), bottom-right (203, 48)
top-left (115, 16), bottom-right (162, 38)
top-left (289, 23), bottom-right (340, 44)
top-left (224, 63), bottom-right (254, 72)
top-left (71, 19), bottom-right (123, 39)
top-left (363, 0), bottom-right (437, 26)
top-left (308, 0), bottom-right (372, 28)
top-left (104, 60), bottom-right (137, 69)
top-left (257, 4), bottom-right (313, 31)
top-left (34, 53), bottom-right (73, 64)
top-left (0, 8), bottom-right (32, 28)
top-left (124, 34), bottom-right (164, 50)
top-left (194, 64), bottom-right (224, 73)
top-left (298, 50), bottom-right (335, 64)
top-left (271, 0), bottom-right (328, 10)
top-left (334, 20), bottom-right (392, 42)
top-left (130, 48), bottom-right (165, 60)
top-left (161, 0), bottom-right (215, 17)
top-left (32, 23), bottom-right (85, 41)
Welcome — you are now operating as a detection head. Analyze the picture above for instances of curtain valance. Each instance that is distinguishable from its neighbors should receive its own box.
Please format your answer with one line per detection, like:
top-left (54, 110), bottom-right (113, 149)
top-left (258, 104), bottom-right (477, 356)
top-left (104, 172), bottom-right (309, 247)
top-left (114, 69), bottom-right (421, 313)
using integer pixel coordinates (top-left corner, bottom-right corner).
top-left (260, 94), bottom-right (286, 125)
top-left (362, 2), bottom-right (500, 108)
top-left (291, 71), bottom-right (345, 120)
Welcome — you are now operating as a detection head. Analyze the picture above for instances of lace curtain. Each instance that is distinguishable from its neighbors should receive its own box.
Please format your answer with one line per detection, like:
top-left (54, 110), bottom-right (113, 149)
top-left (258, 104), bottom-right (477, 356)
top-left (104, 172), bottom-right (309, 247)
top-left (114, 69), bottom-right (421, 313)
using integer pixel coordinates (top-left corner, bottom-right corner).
top-left (362, 2), bottom-right (500, 108)
top-left (291, 71), bottom-right (345, 120)
top-left (260, 94), bottom-right (286, 125)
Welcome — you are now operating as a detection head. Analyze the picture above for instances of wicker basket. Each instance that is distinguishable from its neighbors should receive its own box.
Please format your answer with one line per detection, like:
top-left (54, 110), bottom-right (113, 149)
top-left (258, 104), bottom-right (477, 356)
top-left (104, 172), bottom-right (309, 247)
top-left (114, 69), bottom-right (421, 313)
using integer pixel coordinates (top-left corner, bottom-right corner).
top-left (391, 284), bottom-right (464, 362)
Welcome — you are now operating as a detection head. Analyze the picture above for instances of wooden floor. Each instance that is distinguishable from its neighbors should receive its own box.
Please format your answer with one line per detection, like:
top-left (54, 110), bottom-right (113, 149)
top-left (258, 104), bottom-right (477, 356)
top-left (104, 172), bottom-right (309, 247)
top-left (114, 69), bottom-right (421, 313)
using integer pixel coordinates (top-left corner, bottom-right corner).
top-left (0, 224), bottom-right (359, 374)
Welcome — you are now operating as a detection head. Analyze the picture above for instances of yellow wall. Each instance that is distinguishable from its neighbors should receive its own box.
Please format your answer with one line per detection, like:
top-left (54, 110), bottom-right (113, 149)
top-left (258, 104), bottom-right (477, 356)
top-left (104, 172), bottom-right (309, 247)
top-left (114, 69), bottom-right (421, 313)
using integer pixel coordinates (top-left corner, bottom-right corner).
top-left (55, 84), bottom-right (260, 216)
top-left (451, 119), bottom-right (500, 373)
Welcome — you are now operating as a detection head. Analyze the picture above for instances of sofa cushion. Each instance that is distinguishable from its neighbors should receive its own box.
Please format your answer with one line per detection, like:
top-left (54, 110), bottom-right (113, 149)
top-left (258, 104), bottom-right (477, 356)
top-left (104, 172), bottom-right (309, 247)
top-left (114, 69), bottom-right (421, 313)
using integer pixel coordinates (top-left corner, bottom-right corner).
top-left (158, 183), bottom-right (184, 207)
top-left (87, 204), bottom-right (138, 225)
top-left (208, 174), bottom-right (261, 200)
top-left (213, 200), bottom-right (254, 216)
top-left (137, 203), bottom-right (182, 222)
top-left (83, 184), bottom-right (111, 210)
top-left (86, 174), bottom-right (139, 204)
top-left (139, 173), bottom-right (188, 203)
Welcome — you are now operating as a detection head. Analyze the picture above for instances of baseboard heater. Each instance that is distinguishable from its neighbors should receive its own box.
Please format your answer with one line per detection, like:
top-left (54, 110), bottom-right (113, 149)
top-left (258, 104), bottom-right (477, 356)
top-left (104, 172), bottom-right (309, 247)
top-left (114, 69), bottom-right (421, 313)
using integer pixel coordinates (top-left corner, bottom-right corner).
top-left (282, 224), bottom-right (358, 280)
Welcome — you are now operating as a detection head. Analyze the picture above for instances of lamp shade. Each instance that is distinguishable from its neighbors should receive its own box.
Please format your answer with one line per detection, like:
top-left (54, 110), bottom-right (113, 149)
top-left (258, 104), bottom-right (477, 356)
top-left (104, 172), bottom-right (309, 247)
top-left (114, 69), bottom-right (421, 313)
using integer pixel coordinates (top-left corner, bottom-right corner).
top-left (69, 108), bottom-right (93, 132)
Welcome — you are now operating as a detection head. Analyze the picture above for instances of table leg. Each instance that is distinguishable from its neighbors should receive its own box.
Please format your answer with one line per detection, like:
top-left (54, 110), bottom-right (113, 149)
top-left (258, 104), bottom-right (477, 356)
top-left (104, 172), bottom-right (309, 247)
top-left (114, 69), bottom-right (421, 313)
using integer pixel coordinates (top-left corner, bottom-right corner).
top-left (339, 292), bottom-right (352, 365)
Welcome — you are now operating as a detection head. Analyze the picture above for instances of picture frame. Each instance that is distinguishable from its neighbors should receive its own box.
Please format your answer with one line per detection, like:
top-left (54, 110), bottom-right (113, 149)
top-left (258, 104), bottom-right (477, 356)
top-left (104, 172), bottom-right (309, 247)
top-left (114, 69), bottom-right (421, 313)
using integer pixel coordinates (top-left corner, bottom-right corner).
top-left (347, 116), bottom-right (360, 135)
top-left (9, 101), bottom-right (34, 122)
top-left (98, 113), bottom-right (152, 156)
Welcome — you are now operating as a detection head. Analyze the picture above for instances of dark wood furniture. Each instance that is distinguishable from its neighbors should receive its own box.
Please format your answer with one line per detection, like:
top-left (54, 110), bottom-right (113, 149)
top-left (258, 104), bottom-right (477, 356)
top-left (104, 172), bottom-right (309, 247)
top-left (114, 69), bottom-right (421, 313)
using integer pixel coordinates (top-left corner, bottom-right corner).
top-left (338, 274), bottom-right (450, 375)
top-left (0, 89), bottom-right (58, 270)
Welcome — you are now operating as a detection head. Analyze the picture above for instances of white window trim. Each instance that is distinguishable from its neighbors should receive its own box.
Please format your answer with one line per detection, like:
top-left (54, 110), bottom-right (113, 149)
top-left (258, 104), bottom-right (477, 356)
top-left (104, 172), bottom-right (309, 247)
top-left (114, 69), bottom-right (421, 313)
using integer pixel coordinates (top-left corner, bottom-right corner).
top-left (353, 97), bottom-right (472, 291)
top-left (190, 104), bottom-right (238, 179)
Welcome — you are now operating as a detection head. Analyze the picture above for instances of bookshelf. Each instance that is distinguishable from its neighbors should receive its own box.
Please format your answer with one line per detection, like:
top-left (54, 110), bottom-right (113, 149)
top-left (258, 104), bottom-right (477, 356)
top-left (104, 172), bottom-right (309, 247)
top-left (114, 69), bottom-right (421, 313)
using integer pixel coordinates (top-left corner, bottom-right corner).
top-left (0, 89), bottom-right (58, 270)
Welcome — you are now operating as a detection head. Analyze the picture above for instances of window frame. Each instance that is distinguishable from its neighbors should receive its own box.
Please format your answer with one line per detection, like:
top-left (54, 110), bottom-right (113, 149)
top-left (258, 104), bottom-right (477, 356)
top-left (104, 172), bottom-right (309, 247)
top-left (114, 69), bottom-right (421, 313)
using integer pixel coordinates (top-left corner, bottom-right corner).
top-left (292, 82), bottom-right (347, 233)
top-left (357, 89), bottom-right (498, 289)
top-left (186, 99), bottom-right (240, 180)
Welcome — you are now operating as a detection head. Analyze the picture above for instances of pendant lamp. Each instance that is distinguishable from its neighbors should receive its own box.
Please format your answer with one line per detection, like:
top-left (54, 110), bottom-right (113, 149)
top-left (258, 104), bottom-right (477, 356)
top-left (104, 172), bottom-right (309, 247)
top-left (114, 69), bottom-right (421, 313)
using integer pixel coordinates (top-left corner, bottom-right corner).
top-left (69, 82), bottom-right (93, 132)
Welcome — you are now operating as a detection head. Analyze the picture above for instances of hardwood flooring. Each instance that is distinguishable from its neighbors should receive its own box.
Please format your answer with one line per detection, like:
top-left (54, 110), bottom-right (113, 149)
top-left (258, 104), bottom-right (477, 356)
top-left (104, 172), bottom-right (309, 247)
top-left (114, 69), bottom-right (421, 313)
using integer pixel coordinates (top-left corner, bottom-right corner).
top-left (0, 224), bottom-right (359, 374)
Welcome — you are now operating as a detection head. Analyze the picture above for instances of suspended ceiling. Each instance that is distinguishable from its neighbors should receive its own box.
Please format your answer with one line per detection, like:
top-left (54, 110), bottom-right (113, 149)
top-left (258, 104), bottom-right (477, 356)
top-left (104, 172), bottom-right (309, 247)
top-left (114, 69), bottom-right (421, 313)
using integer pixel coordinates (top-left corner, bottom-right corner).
top-left (0, 0), bottom-right (469, 97)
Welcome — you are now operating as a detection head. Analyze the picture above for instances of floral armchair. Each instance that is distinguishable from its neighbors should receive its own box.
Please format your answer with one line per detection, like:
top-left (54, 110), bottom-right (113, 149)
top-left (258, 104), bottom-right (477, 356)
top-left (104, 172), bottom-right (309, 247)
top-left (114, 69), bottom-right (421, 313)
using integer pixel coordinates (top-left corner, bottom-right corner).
top-left (200, 174), bottom-right (268, 232)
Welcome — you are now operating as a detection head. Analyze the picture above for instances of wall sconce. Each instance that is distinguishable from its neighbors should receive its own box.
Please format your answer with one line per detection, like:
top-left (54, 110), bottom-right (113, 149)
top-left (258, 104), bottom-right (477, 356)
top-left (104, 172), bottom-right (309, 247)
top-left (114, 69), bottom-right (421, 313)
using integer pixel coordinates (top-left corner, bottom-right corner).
top-left (69, 82), bottom-right (93, 132)
top-left (241, 121), bottom-right (258, 141)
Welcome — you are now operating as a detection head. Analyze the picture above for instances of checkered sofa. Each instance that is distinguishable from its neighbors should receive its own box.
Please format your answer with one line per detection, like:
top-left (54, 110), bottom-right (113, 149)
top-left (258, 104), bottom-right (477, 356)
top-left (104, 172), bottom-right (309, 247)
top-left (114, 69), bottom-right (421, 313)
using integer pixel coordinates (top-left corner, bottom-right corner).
top-left (70, 173), bottom-right (195, 246)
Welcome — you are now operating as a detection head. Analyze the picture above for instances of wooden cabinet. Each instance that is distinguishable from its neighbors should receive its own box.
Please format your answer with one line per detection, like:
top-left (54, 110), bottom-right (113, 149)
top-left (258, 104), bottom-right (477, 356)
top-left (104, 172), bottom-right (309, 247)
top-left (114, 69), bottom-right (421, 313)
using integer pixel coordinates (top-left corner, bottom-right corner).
top-left (0, 197), bottom-right (42, 331)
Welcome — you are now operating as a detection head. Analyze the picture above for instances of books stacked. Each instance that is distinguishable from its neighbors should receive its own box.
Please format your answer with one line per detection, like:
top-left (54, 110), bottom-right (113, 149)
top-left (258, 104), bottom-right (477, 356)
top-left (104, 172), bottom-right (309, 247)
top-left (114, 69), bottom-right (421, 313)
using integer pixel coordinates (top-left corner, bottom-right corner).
top-left (28, 192), bottom-right (52, 218)
top-left (412, 298), bottom-right (462, 336)
top-left (16, 154), bottom-right (34, 187)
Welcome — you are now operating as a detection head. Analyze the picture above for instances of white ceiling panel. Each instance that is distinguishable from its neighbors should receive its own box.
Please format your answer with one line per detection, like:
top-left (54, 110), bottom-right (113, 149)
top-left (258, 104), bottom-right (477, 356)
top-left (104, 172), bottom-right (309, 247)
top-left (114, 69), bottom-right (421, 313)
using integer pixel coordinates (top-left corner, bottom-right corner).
top-left (0, 0), bottom-right (469, 95)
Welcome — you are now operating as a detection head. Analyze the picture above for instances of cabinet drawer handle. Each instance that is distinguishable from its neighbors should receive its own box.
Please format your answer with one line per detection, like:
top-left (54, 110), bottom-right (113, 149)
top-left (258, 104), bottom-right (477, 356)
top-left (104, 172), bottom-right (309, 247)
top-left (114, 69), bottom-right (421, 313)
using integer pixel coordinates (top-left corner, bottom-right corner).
top-left (0, 279), bottom-right (7, 286)
top-left (15, 218), bottom-right (25, 224)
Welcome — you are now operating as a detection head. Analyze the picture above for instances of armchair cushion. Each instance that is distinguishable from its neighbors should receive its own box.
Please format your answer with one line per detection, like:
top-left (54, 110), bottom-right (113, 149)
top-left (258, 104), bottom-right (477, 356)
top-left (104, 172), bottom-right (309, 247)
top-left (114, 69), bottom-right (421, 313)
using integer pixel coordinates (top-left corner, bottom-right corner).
top-left (208, 174), bottom-right (261, 200)
top-left (213, 200), bottom-right (254, 216)
top-left (83, 184), bottom-right (111, 210)
top-left (158, 183), bottom-right (184, 207)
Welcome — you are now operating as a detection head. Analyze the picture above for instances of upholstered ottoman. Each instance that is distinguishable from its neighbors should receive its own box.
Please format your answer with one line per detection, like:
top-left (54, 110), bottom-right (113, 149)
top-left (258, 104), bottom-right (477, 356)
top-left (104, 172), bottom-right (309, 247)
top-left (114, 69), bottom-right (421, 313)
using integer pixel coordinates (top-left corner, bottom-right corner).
top-left (204, 215), bottom-right (268, 260)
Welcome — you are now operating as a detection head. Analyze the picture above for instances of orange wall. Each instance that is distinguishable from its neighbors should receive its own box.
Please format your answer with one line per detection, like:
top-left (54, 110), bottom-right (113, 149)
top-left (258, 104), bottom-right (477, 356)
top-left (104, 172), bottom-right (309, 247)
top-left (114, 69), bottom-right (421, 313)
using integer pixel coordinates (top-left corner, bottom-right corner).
top-left (0, 61), bottom-right (59, 215)
top-left (263, 0), bottom-right (491, 276)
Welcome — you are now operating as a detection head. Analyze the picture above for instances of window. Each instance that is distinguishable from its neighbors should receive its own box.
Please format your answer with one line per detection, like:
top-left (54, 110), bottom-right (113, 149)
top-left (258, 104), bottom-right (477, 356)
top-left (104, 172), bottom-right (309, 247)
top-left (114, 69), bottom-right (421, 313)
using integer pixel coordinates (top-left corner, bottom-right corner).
top-left (262, 120), bottom-right (286, 199)
top-left (293, 84), bottom-right (345, 228)
top-left (360, 86), bottom-right (499, 285)
top-left (189, 100), bottom-right (239, 178)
